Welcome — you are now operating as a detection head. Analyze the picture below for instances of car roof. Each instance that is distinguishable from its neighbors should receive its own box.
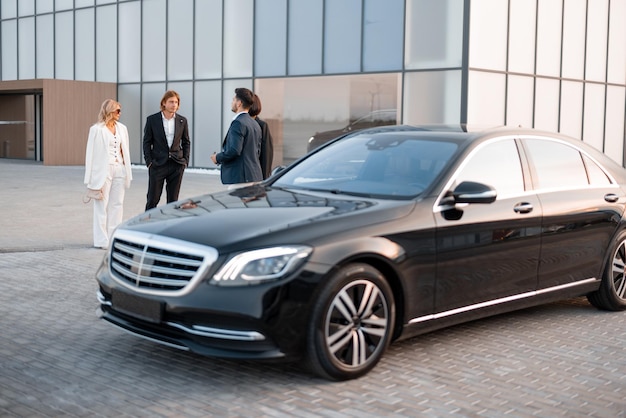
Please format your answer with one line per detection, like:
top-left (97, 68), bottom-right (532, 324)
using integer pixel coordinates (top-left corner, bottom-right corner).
top-left (350, 124), bottom-right (626, 183)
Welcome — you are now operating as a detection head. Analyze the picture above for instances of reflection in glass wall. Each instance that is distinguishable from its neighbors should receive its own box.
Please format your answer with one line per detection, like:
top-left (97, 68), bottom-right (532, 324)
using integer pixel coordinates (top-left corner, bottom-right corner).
top-left (255, 73), bottom-right (399, 165)
top-left (403, 70), bottom-right (461, 125)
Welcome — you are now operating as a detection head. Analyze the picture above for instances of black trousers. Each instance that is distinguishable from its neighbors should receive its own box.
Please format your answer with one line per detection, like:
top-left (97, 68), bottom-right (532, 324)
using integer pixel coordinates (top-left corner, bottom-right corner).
top-left (145, 158), bottom-right (185, 210)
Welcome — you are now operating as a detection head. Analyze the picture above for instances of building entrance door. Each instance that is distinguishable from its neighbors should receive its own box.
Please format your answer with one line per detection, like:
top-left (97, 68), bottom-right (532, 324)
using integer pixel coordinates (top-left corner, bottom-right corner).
top-left (0, 93), bottom-right (41, 161)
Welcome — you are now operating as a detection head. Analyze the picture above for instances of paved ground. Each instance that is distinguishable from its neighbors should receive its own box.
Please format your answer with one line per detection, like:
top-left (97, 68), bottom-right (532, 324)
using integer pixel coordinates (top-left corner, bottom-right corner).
top-left (0, 158), bottom-right (625, 417)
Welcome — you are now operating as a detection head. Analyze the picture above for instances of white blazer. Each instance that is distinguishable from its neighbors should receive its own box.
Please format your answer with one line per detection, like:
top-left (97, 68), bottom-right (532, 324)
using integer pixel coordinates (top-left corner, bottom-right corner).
top-left (84, 122), bottom-right (133, 190)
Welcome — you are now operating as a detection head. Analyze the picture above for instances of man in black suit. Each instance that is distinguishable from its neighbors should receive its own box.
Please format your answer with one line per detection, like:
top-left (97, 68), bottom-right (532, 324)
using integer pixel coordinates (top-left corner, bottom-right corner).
top-left (143, 90), bottom-right (190, 210)
top-left (211, 88), bottom-right (263, 186)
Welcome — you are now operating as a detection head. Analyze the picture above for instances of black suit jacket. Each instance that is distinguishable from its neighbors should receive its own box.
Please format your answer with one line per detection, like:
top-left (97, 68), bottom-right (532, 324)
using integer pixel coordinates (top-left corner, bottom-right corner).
top-left (143, 112), bottom-right (190, 167)
top-left (256, 117), bottom-right (274, 179)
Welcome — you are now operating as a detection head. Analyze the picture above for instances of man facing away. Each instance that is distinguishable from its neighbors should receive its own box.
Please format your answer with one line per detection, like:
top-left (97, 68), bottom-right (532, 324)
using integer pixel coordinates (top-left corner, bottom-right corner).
top-left (143, 90), bottom-right (190, 210)
top-left (211, 87), bottom-right (263, 187)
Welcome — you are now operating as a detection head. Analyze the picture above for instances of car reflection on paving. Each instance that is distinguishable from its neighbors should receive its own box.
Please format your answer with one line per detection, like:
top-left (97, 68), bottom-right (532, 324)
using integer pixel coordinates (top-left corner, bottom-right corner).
top-left (96, 125), bottom-right (626, 380)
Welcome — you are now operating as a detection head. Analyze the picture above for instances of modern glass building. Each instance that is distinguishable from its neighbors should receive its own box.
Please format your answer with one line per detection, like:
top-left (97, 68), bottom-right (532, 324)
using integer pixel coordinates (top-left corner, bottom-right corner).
top-left (0, 0), bottom-right (624, 169)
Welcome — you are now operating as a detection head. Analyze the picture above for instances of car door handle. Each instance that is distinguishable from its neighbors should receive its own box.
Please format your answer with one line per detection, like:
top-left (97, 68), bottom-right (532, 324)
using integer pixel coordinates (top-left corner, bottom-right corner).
top-left (513, 202), bottom-right (534, 214)
top-left (604, 193), bottom-right (619, 203)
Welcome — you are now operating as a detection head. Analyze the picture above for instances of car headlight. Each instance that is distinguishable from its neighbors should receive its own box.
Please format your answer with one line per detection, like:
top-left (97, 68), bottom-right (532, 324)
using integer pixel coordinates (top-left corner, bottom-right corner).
top-left (211, 246), bottom-right (312, 286)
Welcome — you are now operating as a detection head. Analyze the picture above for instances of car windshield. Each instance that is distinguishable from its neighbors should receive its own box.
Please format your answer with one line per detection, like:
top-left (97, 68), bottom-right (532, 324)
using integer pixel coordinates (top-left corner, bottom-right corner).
top-left (273, 133), bottom-right (459, 199)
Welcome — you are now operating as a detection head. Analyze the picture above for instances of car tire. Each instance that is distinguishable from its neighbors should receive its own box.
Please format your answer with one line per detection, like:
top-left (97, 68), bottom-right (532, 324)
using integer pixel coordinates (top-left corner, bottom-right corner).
top-left (587, 231), bottom-right (626, 311)
top-left (306, 263), bottom-right (395, 380)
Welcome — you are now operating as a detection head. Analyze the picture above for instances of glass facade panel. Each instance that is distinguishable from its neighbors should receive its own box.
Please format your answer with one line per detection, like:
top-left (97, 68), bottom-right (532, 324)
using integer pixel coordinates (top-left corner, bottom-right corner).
top-left (466, 71), bottom-right (506, 126)
top-left (18, 0), bottom-right (34, 16)
top-left (195, 0), bottom-right (222, 79)
top-left (117, 83), bottom-right (142, 162)
top-left (536, 0), bottom-right (562, 77)
top-left (506, 75), bottom-right (533, 128)
top-left (585, 0), bottom-right (609, 82)
top-left (363, 0), bottom-right (403, 71)
top-left (193, 81), bottom-right (222, 167)
top-left (36, 0), bottom-right (53, 14)
top-left (223, 0), bottom-right (253, 78)
top-left (1, 0), bottom-right (17, 19)
top-left (55, 0), bottom-right (73, 11)
top-left (533, 78), bottom-right (559, 132)
top-left (582, 83), bottom-right (605, 152)
top-left (75, 0), bottom-right (94, 7)
top-left (142, 0), bottom-right (166, 82)
top-left (118, 1), bottom-right (141, 83)
top-left (607, 0), bottom-right (626, 84)
top-left (1, 20), bottom-right (17, 80)
top-left (561, 0), bottom-right (586, 80)
top-left (508, 0), bottom-right (536, 74)
top-left (405, 0), bottom-right (463, 70)
top-left (560, 80), bottom-right (583, 139)
top-left (75, 8), bottom-right (95, 81)
top-left (468, 0), bottom-right (508, 70)
top-left (167, 0), bottom-right (194, 81)
top-left (403, 70), bottom-right (461, 125)
top-left (95, 5), bottom-right (117, 82)
top-left (287, 0), bottom-right (322, 75)
top-left (324, 0), bottom-right (362, 74)
top-left (35, 14), bottom-right (53, 78)
top-left (18, 17), bottom-right (35, 79)
top-left (55, 12), bottom-right (74, 80)
top-left (254, 0), bottom-right (287, 77)
top-left (604, 86), bottom-right (626, 165)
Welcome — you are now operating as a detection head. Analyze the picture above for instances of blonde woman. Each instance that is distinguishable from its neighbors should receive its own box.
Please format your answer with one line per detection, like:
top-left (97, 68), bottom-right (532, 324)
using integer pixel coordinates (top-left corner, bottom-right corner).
top-left (84, 99), bottom-right (133, 249)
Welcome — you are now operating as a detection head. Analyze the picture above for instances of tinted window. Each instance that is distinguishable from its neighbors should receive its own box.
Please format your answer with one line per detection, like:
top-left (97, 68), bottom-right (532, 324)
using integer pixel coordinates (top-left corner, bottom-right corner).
top-left (583, 155), bottom-right (612, 185)
top-left (524, 138), bottom-right (588, 189)
top-left (274, 134), bottom-right (458, 198)
top-left (455, 139), bottom-right (525, 197)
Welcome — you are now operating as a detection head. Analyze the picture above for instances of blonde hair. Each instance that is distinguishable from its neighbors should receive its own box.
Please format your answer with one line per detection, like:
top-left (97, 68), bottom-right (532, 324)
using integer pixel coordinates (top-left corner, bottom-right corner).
top-left (98, 99), bottom-right (120, 124)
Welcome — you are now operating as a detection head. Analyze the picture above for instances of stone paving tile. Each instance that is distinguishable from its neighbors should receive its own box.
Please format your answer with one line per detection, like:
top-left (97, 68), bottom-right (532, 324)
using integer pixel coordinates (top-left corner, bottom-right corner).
top-left (1, 160), bottom-right (626, 417)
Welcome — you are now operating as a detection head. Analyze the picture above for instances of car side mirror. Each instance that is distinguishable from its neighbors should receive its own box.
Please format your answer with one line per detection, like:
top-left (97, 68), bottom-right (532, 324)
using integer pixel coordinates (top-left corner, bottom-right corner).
top-left (452, 181), bottom-right (497, 204)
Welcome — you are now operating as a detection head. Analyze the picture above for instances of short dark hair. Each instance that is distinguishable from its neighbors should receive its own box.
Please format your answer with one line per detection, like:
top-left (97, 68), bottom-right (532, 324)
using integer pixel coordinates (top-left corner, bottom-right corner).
top-left (234, 88), bottom-right (254, 109)
top-left (248, 94), bottom-right (262, 118)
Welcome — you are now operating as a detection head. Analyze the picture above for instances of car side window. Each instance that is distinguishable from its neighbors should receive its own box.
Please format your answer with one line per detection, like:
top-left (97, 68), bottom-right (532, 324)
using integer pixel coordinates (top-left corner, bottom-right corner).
top-left (583, 155), bottom-right (612, 185)
top-left (454, 139), bottom-right (525, 197)
top-left (523, 138), bottom-right (590, 189)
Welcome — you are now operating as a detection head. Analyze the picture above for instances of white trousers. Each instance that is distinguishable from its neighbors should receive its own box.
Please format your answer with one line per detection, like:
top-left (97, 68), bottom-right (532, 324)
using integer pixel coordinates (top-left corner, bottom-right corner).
top-left (93, 163), bottom-right (126, 248)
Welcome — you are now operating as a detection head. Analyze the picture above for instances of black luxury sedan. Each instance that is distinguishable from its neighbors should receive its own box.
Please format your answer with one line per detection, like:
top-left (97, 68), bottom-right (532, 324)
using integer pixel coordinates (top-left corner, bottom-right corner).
top-left (96, 125), bottom-right (626, 380)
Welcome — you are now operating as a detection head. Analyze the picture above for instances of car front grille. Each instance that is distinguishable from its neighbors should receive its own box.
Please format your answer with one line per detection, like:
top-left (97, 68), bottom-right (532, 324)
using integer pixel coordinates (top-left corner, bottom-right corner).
top-left (109, 230), bottom-right (218, 295)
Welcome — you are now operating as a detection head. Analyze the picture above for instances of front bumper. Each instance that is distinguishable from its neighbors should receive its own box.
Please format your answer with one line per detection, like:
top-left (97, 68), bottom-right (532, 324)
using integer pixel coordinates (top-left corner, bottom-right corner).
top-left (95, 262), bottom-right (321, 361)
top-left (96, 290), bottom-right (285, 359)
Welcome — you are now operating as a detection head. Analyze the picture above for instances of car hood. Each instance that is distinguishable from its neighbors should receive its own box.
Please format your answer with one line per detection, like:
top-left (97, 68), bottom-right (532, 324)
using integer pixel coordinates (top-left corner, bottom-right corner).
top-left (120, 184), bottom-right (416, 249)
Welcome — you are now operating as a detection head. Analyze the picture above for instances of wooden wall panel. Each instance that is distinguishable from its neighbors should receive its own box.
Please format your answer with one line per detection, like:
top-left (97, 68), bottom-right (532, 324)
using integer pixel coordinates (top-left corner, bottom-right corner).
top-left (42, 80), bottom-right (117, 166)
